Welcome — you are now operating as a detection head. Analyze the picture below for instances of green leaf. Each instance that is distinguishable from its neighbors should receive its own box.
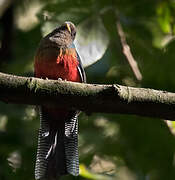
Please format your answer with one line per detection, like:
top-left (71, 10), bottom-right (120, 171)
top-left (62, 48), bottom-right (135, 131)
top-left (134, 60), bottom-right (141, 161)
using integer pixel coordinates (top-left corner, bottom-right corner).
top-left (75, 18), bottom-right (109, 67)
top-left (157, 2), bottom-right (171, 33)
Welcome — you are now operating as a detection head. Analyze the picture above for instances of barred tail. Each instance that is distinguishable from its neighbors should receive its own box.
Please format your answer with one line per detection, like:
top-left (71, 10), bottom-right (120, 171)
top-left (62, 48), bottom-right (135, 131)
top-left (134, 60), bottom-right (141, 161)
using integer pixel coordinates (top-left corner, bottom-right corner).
top-left (35, 107), bottom-right (79, 180)
top-left (64, 114), bottom-right (79, 176)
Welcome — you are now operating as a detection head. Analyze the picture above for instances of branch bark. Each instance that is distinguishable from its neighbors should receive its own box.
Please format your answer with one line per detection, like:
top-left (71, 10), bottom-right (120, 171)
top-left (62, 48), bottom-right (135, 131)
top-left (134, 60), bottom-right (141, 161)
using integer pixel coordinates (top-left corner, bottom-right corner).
top-left (0, 72), bottom-right (175, 120)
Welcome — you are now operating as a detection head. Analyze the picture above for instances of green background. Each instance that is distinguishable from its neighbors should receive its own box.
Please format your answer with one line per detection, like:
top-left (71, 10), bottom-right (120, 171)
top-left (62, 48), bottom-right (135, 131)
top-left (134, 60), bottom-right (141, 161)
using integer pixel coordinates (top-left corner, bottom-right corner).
top-left (0, 0), bottom-right (175, 179)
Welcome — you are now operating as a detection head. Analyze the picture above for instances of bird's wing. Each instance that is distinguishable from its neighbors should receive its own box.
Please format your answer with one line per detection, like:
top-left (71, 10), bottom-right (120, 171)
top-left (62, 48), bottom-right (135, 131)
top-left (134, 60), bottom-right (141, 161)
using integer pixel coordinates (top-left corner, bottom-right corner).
top-left (77, 51), bottom-right (86, 83)
top-left (69, 42), bottom-right (86, 83)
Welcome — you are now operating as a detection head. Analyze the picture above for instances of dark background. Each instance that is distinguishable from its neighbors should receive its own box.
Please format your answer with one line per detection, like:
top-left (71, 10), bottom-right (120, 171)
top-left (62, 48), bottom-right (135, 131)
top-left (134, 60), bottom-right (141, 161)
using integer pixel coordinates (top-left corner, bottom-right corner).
top-left (0, 0), bottom-right (175, 180)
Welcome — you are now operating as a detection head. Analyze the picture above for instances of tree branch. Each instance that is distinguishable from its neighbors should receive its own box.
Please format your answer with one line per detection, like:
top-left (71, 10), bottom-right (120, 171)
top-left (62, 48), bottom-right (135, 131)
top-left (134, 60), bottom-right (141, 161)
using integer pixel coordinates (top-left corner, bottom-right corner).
top-left (0, 72), bottom-right (175, 120)
top-left (116, 20), bottom-right (142, 81)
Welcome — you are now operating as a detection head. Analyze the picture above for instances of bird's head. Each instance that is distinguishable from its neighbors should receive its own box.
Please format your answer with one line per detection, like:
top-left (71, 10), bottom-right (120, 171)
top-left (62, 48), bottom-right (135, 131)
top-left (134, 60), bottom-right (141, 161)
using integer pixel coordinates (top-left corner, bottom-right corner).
top-left (40, 21), bottom-right (77, 49)
top-left (59, 21), bottom-right (76, 41)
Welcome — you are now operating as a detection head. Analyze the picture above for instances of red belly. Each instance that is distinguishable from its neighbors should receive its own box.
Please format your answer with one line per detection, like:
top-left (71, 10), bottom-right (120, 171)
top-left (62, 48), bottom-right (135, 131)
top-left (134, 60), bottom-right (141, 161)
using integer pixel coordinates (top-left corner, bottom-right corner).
top-left (34, 54), bottom-right (81, 82)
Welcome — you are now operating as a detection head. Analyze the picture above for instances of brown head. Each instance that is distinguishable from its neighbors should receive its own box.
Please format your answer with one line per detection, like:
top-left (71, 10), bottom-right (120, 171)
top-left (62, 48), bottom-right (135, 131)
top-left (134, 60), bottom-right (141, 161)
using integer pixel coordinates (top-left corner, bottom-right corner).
top-left (62, 21), bottom-right (76, 40)
top-left (39, 21), bottom-right (77, 49)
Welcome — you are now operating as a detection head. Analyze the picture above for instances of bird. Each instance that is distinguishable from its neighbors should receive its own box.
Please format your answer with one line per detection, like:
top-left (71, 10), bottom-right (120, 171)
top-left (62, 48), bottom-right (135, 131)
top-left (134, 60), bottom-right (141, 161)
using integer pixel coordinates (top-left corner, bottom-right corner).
top-left (34, 21), bottom-right (86, 180)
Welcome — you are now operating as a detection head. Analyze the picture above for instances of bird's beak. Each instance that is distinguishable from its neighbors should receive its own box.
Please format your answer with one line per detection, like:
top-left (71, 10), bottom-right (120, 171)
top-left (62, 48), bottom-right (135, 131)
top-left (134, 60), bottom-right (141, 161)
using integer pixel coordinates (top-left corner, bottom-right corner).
top-left (66, 23), bottom-right (71, 33)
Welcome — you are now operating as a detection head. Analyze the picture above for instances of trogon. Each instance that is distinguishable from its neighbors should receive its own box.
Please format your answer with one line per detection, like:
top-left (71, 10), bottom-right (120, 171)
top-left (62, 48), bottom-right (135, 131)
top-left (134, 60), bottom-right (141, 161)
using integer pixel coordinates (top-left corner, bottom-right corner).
top-left (34, 22), bottom-right (86, 180)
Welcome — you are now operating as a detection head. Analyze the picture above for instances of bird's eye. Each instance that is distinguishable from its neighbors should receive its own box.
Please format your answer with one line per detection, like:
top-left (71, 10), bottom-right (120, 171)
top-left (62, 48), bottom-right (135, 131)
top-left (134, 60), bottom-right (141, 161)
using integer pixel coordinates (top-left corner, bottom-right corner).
top-left (61, 25), bottom-right (67, 30)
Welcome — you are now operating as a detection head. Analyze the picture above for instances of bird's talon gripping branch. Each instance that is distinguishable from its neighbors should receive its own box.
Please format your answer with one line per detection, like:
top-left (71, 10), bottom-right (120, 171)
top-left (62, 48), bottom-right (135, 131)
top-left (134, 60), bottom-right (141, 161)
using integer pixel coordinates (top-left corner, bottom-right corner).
top-left (58, 78), bottom-right (62, 81)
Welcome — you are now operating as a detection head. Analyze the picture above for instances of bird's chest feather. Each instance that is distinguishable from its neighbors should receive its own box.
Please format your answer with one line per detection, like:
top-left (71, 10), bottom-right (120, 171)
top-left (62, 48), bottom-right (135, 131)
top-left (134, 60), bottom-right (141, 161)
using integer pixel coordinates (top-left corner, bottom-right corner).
top-left (34, 48), bottom-right (81, 82)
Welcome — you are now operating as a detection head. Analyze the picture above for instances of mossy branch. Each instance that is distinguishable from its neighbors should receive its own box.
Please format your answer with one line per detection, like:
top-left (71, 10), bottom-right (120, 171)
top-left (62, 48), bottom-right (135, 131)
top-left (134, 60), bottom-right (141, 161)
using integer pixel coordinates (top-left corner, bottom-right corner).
top-left (0, 72), bottom-right (175, 120)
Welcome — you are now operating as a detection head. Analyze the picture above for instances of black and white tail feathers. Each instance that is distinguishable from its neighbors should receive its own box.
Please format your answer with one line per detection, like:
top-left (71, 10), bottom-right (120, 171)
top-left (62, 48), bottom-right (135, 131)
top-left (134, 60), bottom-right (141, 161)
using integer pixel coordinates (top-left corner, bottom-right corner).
top-left (35, 107), bottom-right (79, 180)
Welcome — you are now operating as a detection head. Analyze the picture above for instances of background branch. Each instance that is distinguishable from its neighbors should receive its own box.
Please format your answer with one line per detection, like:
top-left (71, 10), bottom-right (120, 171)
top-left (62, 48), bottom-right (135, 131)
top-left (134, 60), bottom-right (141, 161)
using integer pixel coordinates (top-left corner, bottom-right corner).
top-left (0, 72), bottom-right (175, 120)
top-left (116, 20), bottom-right (142, 81)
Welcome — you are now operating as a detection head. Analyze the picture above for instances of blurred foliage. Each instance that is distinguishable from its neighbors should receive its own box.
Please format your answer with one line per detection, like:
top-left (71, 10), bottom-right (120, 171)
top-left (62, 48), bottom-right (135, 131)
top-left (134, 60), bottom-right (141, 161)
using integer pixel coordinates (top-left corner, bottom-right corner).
top-left (1, 0), bottom-right (175, 180)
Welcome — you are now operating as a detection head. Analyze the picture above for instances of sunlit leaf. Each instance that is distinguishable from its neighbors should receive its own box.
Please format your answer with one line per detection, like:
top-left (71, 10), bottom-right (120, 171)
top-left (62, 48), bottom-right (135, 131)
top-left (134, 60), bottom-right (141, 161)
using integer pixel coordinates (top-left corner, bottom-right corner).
top-left (156, 2), bottom-right (171, 33)
top-left (80, 164), bottom-right (114, 180)
top-left (74, 18), bottom-right (109, 67)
